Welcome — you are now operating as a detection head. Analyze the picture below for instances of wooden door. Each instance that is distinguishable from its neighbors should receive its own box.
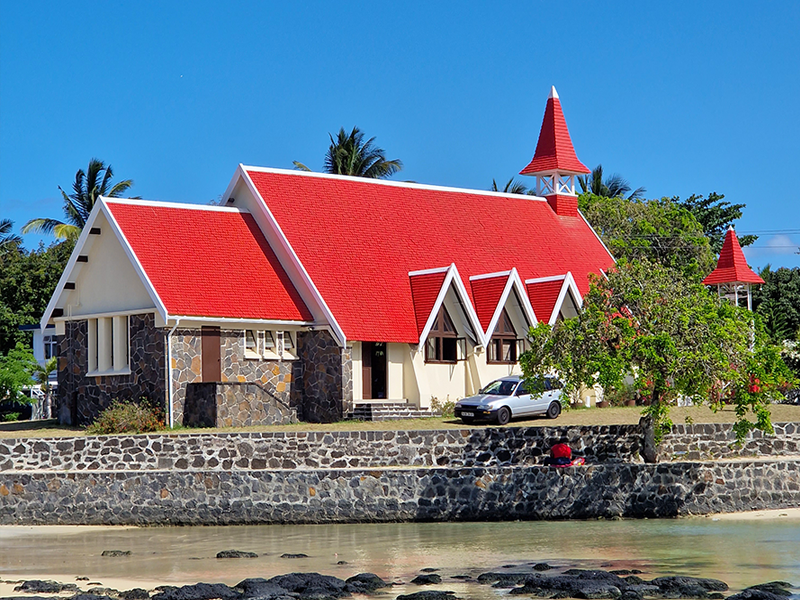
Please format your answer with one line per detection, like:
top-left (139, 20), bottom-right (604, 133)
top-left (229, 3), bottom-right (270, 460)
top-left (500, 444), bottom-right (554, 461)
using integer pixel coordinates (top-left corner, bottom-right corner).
top-left (201, 326), bottom-right (221, 382)
top-left (362, 342), bottom-right (372, 399)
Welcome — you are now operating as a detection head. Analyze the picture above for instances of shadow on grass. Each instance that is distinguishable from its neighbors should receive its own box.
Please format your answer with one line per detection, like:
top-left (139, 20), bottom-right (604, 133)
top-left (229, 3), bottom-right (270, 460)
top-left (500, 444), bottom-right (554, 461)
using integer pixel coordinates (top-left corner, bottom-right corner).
top-left (0, 418), bottom-right (81, 434)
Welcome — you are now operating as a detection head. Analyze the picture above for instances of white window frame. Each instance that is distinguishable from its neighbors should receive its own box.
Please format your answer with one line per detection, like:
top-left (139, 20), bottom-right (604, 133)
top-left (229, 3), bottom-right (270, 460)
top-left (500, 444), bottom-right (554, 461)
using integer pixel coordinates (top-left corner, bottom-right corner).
top-left (87, 315), bottom-right (130, 376)
top-left (242, 330), bottom-right (298, 361)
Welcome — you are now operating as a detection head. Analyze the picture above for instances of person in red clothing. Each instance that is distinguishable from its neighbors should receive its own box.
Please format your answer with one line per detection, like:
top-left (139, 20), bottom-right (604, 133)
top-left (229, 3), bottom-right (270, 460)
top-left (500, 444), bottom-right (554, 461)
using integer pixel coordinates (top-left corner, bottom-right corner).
top-left (543, 443), bottom-right (585, 467)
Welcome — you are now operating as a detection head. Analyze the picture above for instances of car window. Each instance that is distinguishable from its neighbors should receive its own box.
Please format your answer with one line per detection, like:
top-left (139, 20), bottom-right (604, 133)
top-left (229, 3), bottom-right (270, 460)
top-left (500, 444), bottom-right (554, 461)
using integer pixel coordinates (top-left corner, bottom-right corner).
top-left (545, 378), bottom-right (564, 391)
top-left (480, 380), bottom-right (518, 396)
top-left (514, 382), bottom-right (529, 396)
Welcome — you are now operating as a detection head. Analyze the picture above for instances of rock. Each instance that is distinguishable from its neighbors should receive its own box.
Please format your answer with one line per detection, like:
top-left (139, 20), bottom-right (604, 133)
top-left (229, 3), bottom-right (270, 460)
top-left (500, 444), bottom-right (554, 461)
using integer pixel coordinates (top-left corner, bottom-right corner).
top-left (450, 576), bottom-right (471, 581)
top-left (420, 569), bottom-right (439, 573)
top-left (15, 581), bottom-right (79, 594)
top-left (611, 571), bottom-right (634, 576)
top-left (101, 550), bottom-right (131, 557)
top-left (745, 583), bottom-right (795, 597)
top-left (151, 583), bottom-right (240, 600)
top-left (708, 594), bottom-right (725, 599)
top-left (82, 589), bottom-right (119, 596)
top-left (396, 593), bottom-right (459, 600)
top-left (533, 564), bottom-right (554, 572)
top-left (236, 579), bottom-right (292, 600)
top-left (266, 573), bottom-right (349, 600)
top-left (77, 578), bottom-right (90, 582)
top-left (623, 577), bottom-right (645, 586)
top-left (650, 577), bottom-right (728, 597)
top-left (726, 591), bottom-right (790, 600)
top-left (216, 550), bottom-right (258, 559)
top-left (337, 562), bottom-right (348, 565)
top-left (477, 573), bottom-right (538, 587)
top-left (73, 595), bottom-right (116, 600)
top-left (281, 554), bottom-right (309, 559)
top-left (345, 574), bottom-right (389, 594)
top-left (120, 589), bottom-right (150, 600)
top-left (410, 575), bottom-right (442, 586)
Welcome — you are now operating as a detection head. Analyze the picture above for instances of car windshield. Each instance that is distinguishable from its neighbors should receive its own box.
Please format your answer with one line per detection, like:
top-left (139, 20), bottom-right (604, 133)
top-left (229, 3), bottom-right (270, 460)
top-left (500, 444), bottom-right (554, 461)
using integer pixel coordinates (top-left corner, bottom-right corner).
top-left (480, 380), bottom-right (518, 396)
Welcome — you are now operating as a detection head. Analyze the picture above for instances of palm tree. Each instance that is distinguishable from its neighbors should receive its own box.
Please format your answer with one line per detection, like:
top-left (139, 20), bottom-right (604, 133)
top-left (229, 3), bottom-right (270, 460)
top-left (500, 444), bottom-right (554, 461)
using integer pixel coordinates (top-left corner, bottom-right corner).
top-left (579, 164), bottom-right (646, 199)
top-left (32, 356), bottom-right (57, 419)
top-left (22, 159), bottom-right (135, 241)
top-left (491, 178), bottom-right (530, 195)
top-left (0, 218), bottom-right (22, 248)
top-left (293, 127), bottom-right (402, 179)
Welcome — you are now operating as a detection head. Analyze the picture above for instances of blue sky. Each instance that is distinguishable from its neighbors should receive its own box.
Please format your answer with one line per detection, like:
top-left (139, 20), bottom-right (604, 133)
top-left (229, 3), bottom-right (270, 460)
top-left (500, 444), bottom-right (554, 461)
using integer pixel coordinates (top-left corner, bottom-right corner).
top-left (1, 1), bottom-right (798, 269)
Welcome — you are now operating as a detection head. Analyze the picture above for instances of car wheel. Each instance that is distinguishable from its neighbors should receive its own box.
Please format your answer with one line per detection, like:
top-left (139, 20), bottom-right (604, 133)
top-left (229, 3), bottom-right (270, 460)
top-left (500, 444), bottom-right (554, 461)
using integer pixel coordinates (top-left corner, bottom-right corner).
top-left (496, 406), bottom-right (511, 425)
top-left (547, 401), bottom-right (561, 419)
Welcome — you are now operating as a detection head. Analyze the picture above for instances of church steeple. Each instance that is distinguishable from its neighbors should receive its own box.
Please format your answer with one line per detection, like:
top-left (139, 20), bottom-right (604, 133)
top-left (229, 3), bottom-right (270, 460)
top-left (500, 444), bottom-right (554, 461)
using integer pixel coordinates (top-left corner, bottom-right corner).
top-left (702, 227), bottom-right (764, 310)
top-left (520, 86), bottom-right (590, 217)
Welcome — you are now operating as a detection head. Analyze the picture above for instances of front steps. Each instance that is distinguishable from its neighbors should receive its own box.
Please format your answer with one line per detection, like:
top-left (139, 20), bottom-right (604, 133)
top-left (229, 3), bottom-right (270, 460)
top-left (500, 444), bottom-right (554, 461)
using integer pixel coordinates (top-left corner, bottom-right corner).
top-left (347, 401), bottom-right (441, 421)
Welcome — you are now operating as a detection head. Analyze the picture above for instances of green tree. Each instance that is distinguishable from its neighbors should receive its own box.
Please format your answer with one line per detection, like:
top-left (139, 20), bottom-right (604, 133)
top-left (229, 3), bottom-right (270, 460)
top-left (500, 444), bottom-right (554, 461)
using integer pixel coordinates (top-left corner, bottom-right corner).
top-left (0, 240), bottom-right (74, 355)
top-left (0, 344), bottom-right (37, 405)
top-left (22, 159), bottom-right (135, 241)
top-left (676, 192), bottom-right (757, 253)
top-left (491, 178), bottom-right (530, 195)
top-left (0, 219), bottom-right (22, 248)
top-left (293, 127), bottom-right (402, 179)
top-left (520, 259), bottom-right (795, 462)
top-left (754, 266), bottom-right (800, 342)
top-left (578, 164), bottom-right (646, 199)
top-left (578, 194), bottom-right (716, 278)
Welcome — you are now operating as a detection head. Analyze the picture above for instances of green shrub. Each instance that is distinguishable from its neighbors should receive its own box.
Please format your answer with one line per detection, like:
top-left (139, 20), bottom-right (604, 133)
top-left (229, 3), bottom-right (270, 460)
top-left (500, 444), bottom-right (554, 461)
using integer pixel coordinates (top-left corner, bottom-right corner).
top-left (430, 396), bottom-right (455, 417)
top-left (1, 411), bottom-right (22, 422)
top-left (86, 398), bottom-right (165, 435)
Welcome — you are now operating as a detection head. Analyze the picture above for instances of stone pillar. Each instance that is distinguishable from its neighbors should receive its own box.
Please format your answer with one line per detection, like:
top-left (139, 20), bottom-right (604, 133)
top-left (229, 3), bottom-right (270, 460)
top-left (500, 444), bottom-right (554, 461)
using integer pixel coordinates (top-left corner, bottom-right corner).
top-left (297, 330), bottom-right (351, 423)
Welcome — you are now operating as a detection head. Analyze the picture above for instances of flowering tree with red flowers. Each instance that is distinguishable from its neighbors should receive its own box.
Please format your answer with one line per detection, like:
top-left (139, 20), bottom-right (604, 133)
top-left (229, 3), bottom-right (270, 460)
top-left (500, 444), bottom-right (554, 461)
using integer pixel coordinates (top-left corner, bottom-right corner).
top-left (520, 259), bottom-right (795, 462)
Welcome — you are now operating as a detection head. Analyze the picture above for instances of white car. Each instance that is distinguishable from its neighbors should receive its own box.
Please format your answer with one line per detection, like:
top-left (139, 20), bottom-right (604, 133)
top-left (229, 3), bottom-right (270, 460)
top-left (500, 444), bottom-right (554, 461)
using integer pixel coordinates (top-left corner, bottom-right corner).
top-left (453, 375), bottom-right (563, 425)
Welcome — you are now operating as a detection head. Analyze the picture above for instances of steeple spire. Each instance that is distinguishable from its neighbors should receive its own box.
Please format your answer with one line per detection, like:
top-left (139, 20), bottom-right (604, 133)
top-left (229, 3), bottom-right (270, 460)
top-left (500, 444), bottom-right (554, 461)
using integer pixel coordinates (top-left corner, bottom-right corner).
top-left (520, 87), bottom-right (590, 217)
top-left (703, 227), bottom-right (764, 310)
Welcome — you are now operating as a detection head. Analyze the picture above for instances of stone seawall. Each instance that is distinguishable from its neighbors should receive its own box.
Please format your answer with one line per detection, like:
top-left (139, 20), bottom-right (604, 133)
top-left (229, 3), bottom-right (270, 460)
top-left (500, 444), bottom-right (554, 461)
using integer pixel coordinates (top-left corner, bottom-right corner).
top-left (0, 425), bottom-right (644, 473)
top-left (1, 459), bottom-right (798, 525)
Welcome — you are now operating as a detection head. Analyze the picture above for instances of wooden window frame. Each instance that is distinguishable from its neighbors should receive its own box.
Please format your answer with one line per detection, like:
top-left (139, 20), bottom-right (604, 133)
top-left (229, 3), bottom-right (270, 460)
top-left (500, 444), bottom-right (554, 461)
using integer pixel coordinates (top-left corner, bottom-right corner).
top-left (487, 309), bottom-right (519, 365)
top-left (425, 307), bottom-right (460, 364)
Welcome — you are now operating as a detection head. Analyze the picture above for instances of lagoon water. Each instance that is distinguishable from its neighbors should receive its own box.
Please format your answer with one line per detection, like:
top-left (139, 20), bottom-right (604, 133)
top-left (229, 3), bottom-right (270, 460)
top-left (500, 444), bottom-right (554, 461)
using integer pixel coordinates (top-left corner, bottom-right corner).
top-left (1, 517), bottom-right (799, 598)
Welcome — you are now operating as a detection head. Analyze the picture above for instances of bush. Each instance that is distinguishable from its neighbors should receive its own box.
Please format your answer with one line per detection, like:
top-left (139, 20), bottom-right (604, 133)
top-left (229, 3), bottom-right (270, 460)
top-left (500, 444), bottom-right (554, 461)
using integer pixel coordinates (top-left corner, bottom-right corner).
top-left (1, 411), bottom-right (21, 422)
top-left (86, 398), bottom-right (165, 435)
top-left (430, 396), bottom-right (455, 417)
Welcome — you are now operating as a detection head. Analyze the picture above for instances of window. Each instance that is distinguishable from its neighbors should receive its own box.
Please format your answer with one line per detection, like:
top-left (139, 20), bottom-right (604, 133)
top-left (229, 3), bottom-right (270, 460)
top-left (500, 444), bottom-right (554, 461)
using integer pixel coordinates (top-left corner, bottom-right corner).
top-left (87, 316), bottom-right (129, 375)
top-left (243, 330), bottom-right (297, 360)
top-left (487, 310), bottom-right (518, 364)
top-left (425, 307), bottom-right (459, 363)
top-left (43, 335), bottom-right (58, 360)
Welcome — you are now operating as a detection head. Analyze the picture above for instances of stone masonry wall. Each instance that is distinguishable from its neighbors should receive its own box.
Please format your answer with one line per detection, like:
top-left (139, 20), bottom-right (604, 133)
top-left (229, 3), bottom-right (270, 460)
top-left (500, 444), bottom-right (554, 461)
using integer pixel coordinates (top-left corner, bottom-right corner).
top-left (659, 422), bottom-right (800, 461)
top-left (168, 329), bottom-right (202, 426)
top-left (297, 330), bottom-right (350, 422)
top-left (0, 425), bottom-right (643, 473)
top-left (183, 382), bottom-right (297, 428)
top-left (0, 459), bottom-right (798, 525)
top-left (57, 314), bottom-right (166, 426)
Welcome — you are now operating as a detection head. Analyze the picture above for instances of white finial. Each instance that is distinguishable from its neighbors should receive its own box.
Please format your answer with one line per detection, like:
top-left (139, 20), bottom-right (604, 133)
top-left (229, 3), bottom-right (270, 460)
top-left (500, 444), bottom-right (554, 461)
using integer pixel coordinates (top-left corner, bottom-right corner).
top-left (728, 225), bottom-right (735, 231)
top-left (549, 86), bottom-right (559, 100)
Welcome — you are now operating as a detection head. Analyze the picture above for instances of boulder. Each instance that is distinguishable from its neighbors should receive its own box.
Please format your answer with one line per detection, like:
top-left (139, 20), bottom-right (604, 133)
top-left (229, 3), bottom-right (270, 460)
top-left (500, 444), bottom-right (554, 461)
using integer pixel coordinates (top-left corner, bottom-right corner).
top-left (151, 583), bottom-right (240, 600)
top-left (266, 573), bottom-right (349, 600)
top-left (745, 583), bottom-right (795, 597)
top-left (120, 589), bottom-right (150, 600)
top-left (410, 575), bottom-right (441, 586)
top-left (345, 574), bottom-right (389, 594)
top-left (281, 554), bottom-right (309, 559)
top-left (101, 550), bottom-right (131, 557)
top-left (217, 550), bottom-right (258, 559)
top-left (396, 593), bottom-right (460, 600)
top-left (15, 581), bottom-right (79, 594)
top-left (726, 591), bottom-right (790, 600)
top-left (236, 579), bottom-right (292, 600)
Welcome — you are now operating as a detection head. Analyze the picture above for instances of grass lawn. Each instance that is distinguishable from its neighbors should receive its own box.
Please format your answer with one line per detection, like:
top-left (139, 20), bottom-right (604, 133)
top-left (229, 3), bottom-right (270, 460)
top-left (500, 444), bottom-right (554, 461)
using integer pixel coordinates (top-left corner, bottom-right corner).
top-left (1, 403), bottom-right (799, 439)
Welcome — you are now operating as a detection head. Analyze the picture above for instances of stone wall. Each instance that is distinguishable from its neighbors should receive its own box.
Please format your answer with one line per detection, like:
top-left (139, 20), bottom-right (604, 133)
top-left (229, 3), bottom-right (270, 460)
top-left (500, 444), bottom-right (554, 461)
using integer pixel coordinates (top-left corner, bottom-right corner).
top-left (297, 330), bottom-right (351, 422)
top-left (183, 382), bottom-right (298, 428)
top-left (659, 422), bottom-right (800, 461)
top-left (0, 425), bottom-right (645, 473)
top-left (168, 329), bottom-right (202, 426)
top-left (57, 314), bottom-right (166, 426)
top-left (1, 459), bottom-right (798, 525)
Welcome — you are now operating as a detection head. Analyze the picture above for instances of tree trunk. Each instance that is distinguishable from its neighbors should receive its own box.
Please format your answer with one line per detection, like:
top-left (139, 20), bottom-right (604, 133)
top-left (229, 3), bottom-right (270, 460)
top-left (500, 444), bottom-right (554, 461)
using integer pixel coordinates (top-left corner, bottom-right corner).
top-left (639, 388), bottom-right (661, 463)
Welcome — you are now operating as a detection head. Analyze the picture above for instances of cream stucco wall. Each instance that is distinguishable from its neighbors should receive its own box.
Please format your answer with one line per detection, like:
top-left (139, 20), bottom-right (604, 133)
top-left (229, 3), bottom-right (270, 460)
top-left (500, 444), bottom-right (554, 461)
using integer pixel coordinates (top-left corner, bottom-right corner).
top-left (387, 343), bottom-right (405, 400)
top-left (61, 212), bottom-right (156, 317)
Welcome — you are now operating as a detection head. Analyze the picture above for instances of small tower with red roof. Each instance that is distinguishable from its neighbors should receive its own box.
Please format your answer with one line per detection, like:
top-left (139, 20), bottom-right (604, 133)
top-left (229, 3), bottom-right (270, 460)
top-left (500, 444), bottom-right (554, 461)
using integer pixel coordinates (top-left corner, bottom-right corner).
top-left (702, 226), bottom-right (764, 310)
top-left (520, 86), bottom-right (591, 217)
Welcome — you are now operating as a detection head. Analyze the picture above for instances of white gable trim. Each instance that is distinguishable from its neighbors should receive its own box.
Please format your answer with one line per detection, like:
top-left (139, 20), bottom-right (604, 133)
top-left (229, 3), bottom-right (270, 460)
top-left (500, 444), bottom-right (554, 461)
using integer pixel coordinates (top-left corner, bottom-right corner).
top-left (484, 268), bottom-right (538, 338)
top-left (417, 263), bottom-right (485, 348)
top-left (469, 270), bottom-right (512, 281)
top-left (104, 198), bottom-right (248, 213)
top-left (525, 274), bottom-right (567, 285)
top-left (408, 266), bottom-right (450, 277)
top-left (242, 164), bottom-right (550, 204)
top-left (548, 271), bottom-right (583, 325)
top-left (40, 198), bottom-right (169, 329)
top-left (238, 165), bottom-right (347, 346)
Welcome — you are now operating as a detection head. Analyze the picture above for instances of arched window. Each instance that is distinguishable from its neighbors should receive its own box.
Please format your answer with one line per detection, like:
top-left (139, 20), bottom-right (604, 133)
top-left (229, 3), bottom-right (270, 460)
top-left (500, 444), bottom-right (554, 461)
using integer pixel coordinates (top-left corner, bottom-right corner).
top-left (488, 309), bottom-right (517, 364)
top-left (425, 306), bottom-right (458, 363)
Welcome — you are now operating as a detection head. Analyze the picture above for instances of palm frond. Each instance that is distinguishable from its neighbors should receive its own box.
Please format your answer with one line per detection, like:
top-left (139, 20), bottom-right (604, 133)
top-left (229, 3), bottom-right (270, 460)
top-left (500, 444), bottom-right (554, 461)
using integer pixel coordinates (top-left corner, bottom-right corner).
top-left (292, 161), bottom-right (312, 172)
top-left (0, 218), bottom-right (22, 247)
top-left (21, 218), bottom-right (65, 236)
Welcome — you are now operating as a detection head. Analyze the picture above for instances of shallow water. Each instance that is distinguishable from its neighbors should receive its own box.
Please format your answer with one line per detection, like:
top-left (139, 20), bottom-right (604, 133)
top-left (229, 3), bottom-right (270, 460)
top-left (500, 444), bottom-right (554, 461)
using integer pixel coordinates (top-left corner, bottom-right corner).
top-left (0, 517), bottom-right (798, 597)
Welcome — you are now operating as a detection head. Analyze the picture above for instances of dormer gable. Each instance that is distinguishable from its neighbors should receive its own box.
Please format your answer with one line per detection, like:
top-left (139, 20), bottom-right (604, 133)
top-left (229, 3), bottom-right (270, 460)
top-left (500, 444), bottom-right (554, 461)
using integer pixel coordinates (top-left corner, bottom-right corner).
top-left (525, 272), bottom-right (582, 324)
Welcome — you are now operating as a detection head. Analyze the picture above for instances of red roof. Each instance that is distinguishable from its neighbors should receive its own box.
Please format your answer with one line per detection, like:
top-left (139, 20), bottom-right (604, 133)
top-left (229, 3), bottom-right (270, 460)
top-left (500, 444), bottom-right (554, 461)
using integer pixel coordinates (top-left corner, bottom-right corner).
top-left (520, 87), bottom-right (590, 176)
top-left (106, 201), bottom-right (313, 321)
top-left (526, 278), bottom-right (564, 323)
top-left (409, 270), bottom-right (448, 336)
top-left (703, 228), bottom-right (764, 285)
top-left (471, 274), bottom-right (509, 331)
top-left (246, 169), bottom-right (615, 342)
